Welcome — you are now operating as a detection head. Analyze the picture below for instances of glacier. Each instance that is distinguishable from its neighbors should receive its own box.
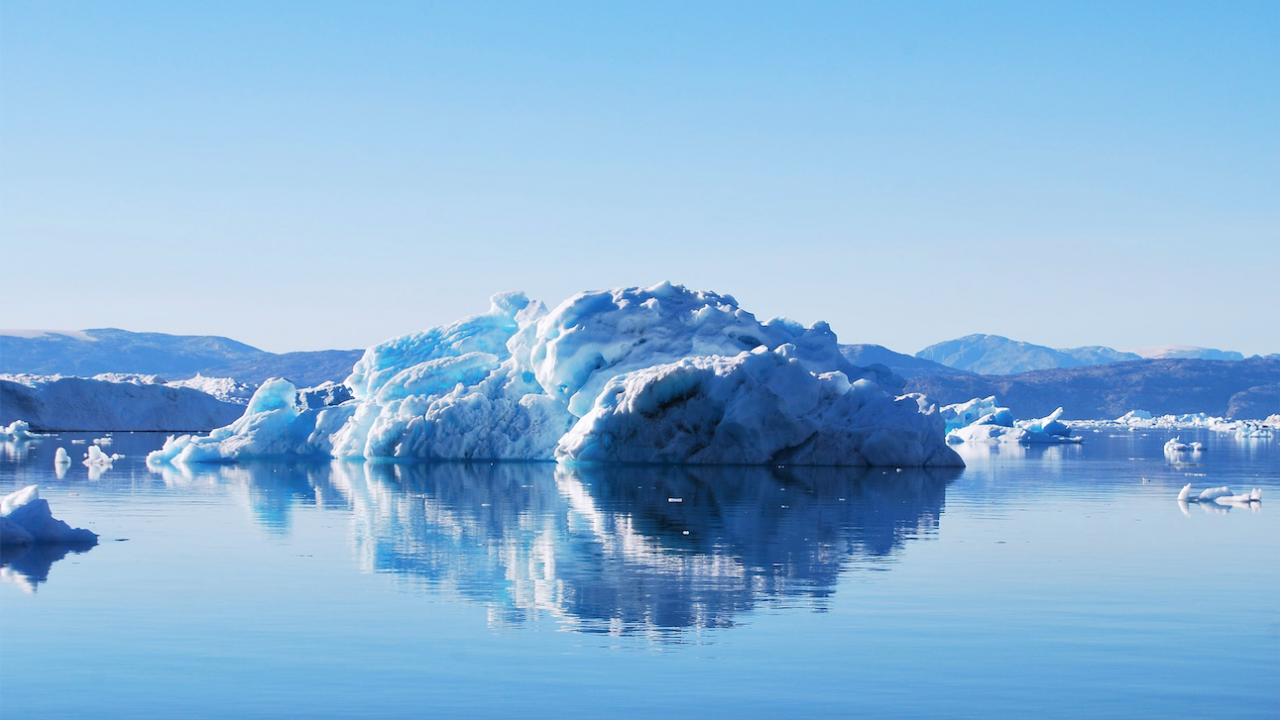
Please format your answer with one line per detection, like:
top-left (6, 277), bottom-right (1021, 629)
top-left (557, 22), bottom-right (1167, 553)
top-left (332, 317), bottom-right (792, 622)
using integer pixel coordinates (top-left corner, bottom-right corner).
top-left (149, 284), bottom-right (961, 468)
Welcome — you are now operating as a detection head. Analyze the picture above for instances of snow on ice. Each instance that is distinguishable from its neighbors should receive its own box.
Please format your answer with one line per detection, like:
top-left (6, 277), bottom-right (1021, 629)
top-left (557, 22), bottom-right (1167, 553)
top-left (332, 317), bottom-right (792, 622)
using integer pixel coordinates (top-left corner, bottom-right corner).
top-left (149, 284), bottom-right (962, 468)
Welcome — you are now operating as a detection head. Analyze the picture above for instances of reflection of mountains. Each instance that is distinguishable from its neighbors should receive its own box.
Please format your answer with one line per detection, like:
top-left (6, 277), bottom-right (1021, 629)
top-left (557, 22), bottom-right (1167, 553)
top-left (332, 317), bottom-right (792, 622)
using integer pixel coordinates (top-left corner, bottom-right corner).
top-left (159, 460), bottom-right (956, 637)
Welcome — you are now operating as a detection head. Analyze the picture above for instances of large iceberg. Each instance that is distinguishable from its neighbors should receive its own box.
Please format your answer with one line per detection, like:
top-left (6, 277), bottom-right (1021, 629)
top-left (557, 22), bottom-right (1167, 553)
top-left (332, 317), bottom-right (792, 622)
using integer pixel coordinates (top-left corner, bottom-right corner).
top-left (149, 284), bottom-right (962, 468)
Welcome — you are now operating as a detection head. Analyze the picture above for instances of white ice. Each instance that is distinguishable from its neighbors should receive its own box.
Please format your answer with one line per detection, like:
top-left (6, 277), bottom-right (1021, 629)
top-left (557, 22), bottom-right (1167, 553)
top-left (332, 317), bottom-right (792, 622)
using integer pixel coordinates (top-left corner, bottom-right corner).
top-left (0, 485), bottom-right (98, 546)
top-left (940, 396), bottom-right (1014, 433)
top-left (83, 445), bottom-right (121, 467)
top-left (942, 398), bottom-right (1080, 445)
top-left (149, 284), bottom-right (959, 468)
top-left (0, 420), bottom-right (38, 442)
top-left (1177, 483), bottom-right (1261, 506)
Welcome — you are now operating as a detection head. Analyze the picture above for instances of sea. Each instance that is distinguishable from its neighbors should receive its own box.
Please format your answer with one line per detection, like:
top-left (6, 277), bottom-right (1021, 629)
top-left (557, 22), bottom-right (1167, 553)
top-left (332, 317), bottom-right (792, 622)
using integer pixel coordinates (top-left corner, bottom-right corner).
top-left (2, 428), bottom-right (1276, 719)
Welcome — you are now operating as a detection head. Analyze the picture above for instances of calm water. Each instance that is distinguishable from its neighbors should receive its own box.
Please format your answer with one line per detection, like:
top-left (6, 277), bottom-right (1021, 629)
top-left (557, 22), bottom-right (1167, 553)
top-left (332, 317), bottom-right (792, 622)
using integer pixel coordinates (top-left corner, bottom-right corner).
top-left (2, 429), bottom-right (1277, 719)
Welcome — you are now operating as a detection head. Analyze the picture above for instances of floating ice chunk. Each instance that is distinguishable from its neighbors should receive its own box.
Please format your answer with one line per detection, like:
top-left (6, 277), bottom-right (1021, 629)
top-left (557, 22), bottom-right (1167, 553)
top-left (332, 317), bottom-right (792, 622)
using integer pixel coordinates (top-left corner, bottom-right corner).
top-left (0, 420), bottom-right (38, 442)
top-left (1197, 486), bottom-right (1232, 502)
top-left (92, 436), bottom-right (113, 446)
top-left (1115, 410), bottom-right (1153, 423)
top-left (1164, 437), bottom-right (1191, 453)
top-left (1019, 408), bottom-right (1072, 437)
top-left (941, 398), bottom-right (1077, 445)
top-left (0, 486), bottom-right (97, 546)
top-left (1176, 484), bottom-right (1261, 506)
top-left (54, 447), bottom-right (71, 465)
top-left (1215, 491), bottom-right (1259, 505)
top-left (83, 445), bottom-right (120, 467)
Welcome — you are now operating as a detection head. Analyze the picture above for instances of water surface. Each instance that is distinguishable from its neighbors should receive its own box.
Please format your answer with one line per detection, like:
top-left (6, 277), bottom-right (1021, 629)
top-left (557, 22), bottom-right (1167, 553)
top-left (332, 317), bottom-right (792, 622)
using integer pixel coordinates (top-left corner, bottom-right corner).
top-left (2, 429), bottom-right (1276, 719)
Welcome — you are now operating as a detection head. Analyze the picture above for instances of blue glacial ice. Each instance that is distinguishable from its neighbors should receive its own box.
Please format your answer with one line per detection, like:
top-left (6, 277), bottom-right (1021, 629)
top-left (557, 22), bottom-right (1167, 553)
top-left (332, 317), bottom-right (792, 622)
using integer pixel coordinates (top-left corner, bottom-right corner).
top-left (148, 284), bottom-right (962, 468)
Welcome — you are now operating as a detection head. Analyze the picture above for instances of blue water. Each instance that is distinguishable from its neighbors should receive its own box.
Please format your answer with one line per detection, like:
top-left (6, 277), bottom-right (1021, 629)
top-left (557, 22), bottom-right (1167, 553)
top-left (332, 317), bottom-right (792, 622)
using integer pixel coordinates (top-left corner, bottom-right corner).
top-left (2, 429), bottom-right (1277, 719)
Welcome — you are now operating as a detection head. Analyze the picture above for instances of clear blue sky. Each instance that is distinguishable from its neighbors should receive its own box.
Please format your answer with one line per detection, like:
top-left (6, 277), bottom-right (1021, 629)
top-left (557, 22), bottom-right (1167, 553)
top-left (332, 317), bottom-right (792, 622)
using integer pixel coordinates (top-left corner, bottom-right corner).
top-left (2, 1), bottom-right (1276, 355)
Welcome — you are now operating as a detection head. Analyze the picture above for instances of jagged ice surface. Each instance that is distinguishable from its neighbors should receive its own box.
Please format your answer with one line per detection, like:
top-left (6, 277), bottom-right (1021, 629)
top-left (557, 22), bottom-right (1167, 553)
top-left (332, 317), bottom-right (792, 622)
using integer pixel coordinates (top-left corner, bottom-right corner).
top-left (149, 284), bottom-right (961, 468)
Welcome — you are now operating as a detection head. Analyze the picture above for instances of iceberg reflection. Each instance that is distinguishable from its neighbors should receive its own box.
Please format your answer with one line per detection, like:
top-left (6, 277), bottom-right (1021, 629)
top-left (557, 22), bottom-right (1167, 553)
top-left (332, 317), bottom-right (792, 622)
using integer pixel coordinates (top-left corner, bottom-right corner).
top-left (0, 541), bottom-right (95, 593)
top-left (317, 461), bottom-right (958, 637)
top-left (151, 459), bottom-right (957, 637)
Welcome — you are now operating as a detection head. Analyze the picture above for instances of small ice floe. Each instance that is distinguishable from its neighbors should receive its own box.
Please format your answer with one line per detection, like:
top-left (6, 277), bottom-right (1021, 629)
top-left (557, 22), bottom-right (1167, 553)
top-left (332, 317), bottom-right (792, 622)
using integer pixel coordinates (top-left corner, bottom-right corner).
top-left (1164, 437), bottom-right (1204, 456)
top-left (83, 445), bottom-right (121, 467)
top-left (1176, 483), bottom-right (1262, 511)
top-left (0, 485), bottom-right (98, 547)
top-left (945, 403), bottom-right (1082, 445)
top-left (0, 420), bottom-right (39, 443)
top-left (92, 436), bottom-right (113, 446)
top-left (54, 447), bottom-right (72, 466)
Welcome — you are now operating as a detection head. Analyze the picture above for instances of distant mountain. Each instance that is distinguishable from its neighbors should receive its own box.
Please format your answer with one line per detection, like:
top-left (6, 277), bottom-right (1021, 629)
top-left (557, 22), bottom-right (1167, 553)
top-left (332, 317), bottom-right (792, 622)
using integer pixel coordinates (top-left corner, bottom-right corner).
top-left (916, 334), bottom-right (1145, 375)
top-left (0, 328), bottom-right (267, 376)
top-left (839, 344), bottom-right (972, 379)
top-left (1129, 346), bottom-right (1246, 361)
top-left (0, 329), bottom-right (361, 387)
top-left (905, 357), bottom-right (1280, 420)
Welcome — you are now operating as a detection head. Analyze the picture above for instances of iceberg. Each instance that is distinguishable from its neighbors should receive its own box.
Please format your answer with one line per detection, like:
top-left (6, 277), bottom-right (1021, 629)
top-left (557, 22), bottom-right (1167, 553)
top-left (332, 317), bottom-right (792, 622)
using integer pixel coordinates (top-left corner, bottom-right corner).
top-left (0, 420), bottom-right (38, 442)
top-left (0, 486), bottom-right (98, 546)
top-left (83, 445), bottom-right (120, 467)
top-left (149, 284), bottom-right (961, 468)
top-left (942, 397), bottom-right (1080, 445)
top-left (1163, 436), bottom-right (1203, 455)
top-left (940, 396), bottom-right (1012, 433)
top-left (1176, 483), bottom-right (1261, 506)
